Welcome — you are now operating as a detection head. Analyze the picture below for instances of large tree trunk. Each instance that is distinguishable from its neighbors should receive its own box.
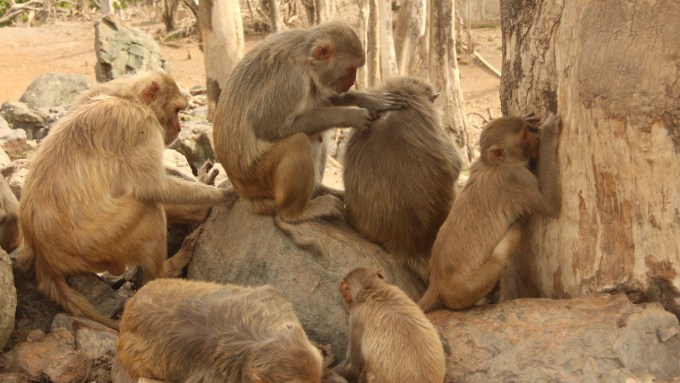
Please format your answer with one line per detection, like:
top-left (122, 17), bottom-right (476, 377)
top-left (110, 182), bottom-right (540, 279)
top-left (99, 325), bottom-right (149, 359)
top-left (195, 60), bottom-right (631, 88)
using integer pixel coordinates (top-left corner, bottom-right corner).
top-left (366, 0), bottom-right (380, 87)
top-left (394, 0), bottom-right (426, 76)
top-left (428, 0), bottom-right (471, 165)
top-left (199, 0), bottom-right (244, 122)
top-left (355, 0), bottom-right (369, 89)
top-left (162, 0), bottom-right (180, 31)
top-left (498, 0), bottom-right (680, 318)
top-left (378, 0), bottom-right (397, 78)
top-left (266, 0), bottom-right (282, 32)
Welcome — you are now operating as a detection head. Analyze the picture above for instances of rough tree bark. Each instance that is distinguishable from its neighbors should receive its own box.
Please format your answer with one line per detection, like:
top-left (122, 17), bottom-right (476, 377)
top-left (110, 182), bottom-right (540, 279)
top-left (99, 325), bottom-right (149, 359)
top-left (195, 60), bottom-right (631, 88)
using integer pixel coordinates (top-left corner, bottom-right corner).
top-left (394, 0), bottom-right (427, 76)
top-left (428, 0), bottom-right (472, 164)
top-left (498, 0), bottom-right (680, 318)
top-left (199, 0), bottom-right (244, 122)
top-left (266, 0), bottom-right (282, 32)
top-left (162, 0), bottom-right (180, 31)
top-left (355, 0), bottom-right (369, 89)
top-left (366, 0), bottom-right (380, 87)
top-left (378, 0), bottom-right (397, 78)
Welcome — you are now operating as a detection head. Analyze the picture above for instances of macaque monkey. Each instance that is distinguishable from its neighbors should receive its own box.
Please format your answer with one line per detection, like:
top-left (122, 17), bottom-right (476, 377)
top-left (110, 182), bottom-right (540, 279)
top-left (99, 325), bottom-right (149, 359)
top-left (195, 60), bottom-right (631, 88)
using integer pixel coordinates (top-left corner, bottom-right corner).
top-left (213, 21), bottom-right (408, 257)
top-left (418, 113), bottom-right (562, 312)
top-left (334, 268), bottom-right (446, 383)
top-left (18, 71), bottom-right (232, 330)
top-left (115, 279), bottom-right (323, 383)
top-left (0, 176), bottom-right (19, 252)
top-left (343, 77), bottom-right (461, 282)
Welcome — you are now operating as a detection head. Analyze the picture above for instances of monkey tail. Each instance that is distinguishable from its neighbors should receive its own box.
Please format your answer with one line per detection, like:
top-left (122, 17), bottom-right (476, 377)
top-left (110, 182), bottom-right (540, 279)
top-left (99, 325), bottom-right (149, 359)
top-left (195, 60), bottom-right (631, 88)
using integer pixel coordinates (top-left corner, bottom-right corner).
top-left (273, 215), bottom-right (328, 257)
top-left (417, 286), bottom-right (442, 313)
top-left (35, 257), bottom-right (119, 330)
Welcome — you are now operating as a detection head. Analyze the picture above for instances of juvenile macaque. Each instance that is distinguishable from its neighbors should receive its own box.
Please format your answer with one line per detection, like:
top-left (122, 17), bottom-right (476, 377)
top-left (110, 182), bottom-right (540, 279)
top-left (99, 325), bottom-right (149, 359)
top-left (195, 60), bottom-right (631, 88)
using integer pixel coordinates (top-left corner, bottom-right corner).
top-left (0, 176), bottom-right (19, 252)
top-left (418, 113), bottom-right (562, 312)
top-left (115, 279), bottom-right (324, 383)
top-left (18, 71), bottom-right (232, 330)
top-left (343, 77), bottom-right (461, 282)
top-left (213, 21), bottom-right (408, 257)
top-left (334, 268), bottom-right (446, 383)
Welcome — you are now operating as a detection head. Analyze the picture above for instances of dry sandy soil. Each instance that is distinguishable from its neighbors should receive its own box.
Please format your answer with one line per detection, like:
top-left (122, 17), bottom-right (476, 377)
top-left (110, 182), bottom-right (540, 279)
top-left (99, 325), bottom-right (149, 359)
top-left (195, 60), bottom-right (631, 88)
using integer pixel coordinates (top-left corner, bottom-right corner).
top-left (0, 15), bottom-right (502, 188)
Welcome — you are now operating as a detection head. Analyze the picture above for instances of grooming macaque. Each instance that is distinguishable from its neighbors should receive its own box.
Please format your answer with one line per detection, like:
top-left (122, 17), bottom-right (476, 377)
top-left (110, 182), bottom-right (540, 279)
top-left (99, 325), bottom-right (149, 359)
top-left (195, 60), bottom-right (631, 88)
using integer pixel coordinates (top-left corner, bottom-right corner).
top-left (18, 71), bottom-right (232, 330)
top-left (334, 268), bottom-right (446, 383)
top-left (0, 176), bottom-right (19, 252)
top-left (213, 21), bottom-right (408, 257)
top-left (343, 77), bottom-right (461, 282)
top-left (418, 113), bottom-right (562, 312)
top-left (115, 279), bottom-right (323, 383)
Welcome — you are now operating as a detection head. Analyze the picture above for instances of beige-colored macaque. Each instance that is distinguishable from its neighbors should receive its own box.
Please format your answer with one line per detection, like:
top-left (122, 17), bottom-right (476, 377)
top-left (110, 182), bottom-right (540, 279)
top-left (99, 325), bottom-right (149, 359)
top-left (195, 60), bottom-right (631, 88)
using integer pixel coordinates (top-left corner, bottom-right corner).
top-left (334, 268), bottom-right (446, 383)
top-left (0, 176), bottom-right (19, 252)
top-left (18, 71), bottom-right (232, 330)
top-left (343, 77), bottom-right (461, 282)
top-left (213, 21), bottom-right (408, 257)
top-left (115, 279), bottom-right (324, 383)
top-left (419, 114), bottom-right (562, 312)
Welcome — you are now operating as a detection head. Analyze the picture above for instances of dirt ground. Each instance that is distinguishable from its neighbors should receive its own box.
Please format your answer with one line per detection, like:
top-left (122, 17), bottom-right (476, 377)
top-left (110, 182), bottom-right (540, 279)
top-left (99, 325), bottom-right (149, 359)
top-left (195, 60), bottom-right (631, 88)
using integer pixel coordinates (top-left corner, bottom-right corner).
top-left (0, 16), bottom-right (502, 189)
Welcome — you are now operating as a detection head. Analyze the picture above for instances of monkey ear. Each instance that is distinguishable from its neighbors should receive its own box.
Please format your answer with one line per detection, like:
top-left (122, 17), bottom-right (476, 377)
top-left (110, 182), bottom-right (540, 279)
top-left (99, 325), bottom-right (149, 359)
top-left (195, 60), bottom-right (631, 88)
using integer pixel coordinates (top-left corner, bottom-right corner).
top-left (376, 271), bottom-right (385, 280)
top-left (313, 44), bottom-right (335, 61)
top-left (340, 281), bottom-right (352, 304)
top-left (430, 92), bottom-right (440, 102)
top-left (141, 81), bottom-right (161, 104)
top-left (486, 145), bottom-right (506, 163)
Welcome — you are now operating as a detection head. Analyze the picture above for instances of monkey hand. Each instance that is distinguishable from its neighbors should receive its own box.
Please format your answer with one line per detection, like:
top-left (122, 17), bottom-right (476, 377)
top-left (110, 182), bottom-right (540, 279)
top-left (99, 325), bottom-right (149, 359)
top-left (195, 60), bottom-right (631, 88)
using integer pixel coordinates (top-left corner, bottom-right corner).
top-left (523, 111), bottom-right (540, 131)
top-left (348, 108), bottom-right (374, 130)
top-left (197, 161), bottom-right (219, 186)
top-left (353, 91), bottom-right (410, 114)
top-left (541, 113), bottom-right (561, 138)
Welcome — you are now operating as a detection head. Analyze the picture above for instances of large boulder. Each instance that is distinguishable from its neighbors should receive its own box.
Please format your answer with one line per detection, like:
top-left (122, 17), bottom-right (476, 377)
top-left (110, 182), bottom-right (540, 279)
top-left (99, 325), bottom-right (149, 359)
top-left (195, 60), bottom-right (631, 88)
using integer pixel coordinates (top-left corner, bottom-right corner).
top-left (18, 73), bottom-right (91, 110)
top-left (0, 249), bottom-right (16, 350)
top-left (430, 294), bottom-right (680, 382)
top-left (0, 102), bottom-right (47, 140)
top-left (94, 15), bottom-right (167, 82)
top-left (187, 201), bottom-right (425, 358)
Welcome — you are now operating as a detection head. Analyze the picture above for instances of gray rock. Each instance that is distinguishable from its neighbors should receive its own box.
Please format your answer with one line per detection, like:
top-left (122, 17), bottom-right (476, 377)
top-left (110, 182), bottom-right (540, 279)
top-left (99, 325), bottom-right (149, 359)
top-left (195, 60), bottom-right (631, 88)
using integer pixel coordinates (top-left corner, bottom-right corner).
top-left (19, 73), bottom-right (91, 109)
top-left (94, 15), bottom-right (167, 82)
top-left (42, 351), bottom-right (89, 383)
top-left (0, 102), bottom-right (47, 140)
top-left (51, 314), bottom-right (117, 360)
top-left (1, 159), bottom-right (29, 200)
top-left (168, 122), bottom-right (215, 173)
top-left (0, 249), bottom-right (16, 350)
top-left (429, 294), bottom-right (680, 382)
top-left (67, 274), bottom-right (126, 320)
top-left (187, 201), bottom-right (425, 358)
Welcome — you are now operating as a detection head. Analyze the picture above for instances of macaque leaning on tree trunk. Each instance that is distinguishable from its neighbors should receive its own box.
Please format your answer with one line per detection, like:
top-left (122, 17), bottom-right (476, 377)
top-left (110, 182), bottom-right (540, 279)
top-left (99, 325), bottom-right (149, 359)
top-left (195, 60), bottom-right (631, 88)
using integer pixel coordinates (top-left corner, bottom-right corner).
top-left (212, 21), bottom-right (409, 257)
top-left (418, 113), bottom-right (562, 312)
top-left (18, 71), bottom-right (235, 330)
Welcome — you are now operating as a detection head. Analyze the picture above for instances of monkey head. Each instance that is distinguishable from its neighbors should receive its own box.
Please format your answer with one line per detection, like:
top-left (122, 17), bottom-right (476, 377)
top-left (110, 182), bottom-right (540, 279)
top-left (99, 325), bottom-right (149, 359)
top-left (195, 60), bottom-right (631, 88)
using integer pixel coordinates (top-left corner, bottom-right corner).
top-left (246, 322), bottom-right (323, 383)
top-left (139, 75), bottom-right (188, 145)
top-left (380, 77), bottom-right (440, 103)
top-left (339, 268), bottom-right (386, 309)
top-left (480, 116), bottom-right (541, 165)
top-left (308, 23), bottom-right (366, 95)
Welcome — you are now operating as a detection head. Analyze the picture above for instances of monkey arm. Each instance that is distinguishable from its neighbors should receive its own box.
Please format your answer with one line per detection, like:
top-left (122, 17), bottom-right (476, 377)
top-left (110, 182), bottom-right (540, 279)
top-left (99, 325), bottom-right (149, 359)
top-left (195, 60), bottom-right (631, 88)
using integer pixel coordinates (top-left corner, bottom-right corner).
top-left (535, 114), bottom-right (562, 215)
top-left (136, 176), bottom-right (232, 206)
top-left (333, 316), bottom-right (364, 381)
top-left (270, 107), bottom-right (372, 139)
top-left (330, 91), bottom-right (409, 113)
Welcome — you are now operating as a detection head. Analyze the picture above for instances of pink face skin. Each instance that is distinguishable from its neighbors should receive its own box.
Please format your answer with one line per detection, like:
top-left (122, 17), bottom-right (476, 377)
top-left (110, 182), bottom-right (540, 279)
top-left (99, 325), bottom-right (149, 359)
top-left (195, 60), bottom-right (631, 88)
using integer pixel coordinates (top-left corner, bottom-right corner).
top-left (337, 65), bottom-right (358, 93)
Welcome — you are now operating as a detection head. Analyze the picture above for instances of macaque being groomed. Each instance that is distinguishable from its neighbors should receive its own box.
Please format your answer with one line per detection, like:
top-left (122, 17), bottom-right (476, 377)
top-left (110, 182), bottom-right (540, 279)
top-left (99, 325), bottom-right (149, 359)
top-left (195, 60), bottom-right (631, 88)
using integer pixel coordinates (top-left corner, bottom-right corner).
top-left (333, 268), bottom-right (446, 383)
top-left (343, 77), bottom-right (461, 282)
top-left (418, 113), bottom-right (562, 312)
top-left (18, 71), bottom-right (233, 330)
top-left (213, 21), bottom-right (408, 257)
top-left (115, 279), bottom-right (323, 383)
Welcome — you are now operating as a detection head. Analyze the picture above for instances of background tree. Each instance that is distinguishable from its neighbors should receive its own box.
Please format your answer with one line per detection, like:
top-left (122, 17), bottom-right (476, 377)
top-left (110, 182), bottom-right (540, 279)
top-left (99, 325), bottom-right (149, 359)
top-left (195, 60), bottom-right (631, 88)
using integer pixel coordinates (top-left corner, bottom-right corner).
top-left (498, 0), bottom-right (680, 318)
top-left (427, 0), bottom-right (471, 164)
top-left (199, 0), bottom-right (244, 121)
